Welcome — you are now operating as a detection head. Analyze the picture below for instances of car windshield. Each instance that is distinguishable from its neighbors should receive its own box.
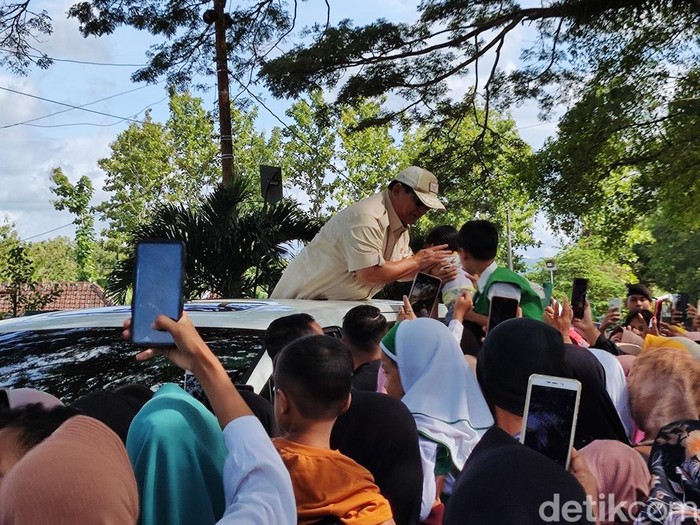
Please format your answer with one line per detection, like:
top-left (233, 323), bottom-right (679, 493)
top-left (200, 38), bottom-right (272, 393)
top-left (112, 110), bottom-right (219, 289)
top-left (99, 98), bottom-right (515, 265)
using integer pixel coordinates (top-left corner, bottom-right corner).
top-left (0, 327), bottom-right (263, 403)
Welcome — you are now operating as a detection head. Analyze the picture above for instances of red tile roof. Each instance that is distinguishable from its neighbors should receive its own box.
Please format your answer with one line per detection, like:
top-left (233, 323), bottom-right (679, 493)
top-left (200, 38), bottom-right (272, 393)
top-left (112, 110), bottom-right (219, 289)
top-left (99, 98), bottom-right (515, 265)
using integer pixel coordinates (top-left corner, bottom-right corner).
top-left (0, 282), bottom-right (112, 317)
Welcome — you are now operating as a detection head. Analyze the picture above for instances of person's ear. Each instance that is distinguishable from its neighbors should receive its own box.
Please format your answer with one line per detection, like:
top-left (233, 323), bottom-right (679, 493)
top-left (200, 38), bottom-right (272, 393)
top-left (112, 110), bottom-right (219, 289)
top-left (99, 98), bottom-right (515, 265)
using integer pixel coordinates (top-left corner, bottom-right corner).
top-left (276, 388), bottom-right (290, 414)
top-left (339, 392), bottom-right (352, 415)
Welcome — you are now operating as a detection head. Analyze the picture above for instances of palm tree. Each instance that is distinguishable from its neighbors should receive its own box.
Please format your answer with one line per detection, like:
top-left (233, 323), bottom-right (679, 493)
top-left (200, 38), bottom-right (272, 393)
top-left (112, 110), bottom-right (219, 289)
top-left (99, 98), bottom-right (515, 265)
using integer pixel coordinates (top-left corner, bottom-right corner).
top-left (105, 177), bottom-right (321, 303)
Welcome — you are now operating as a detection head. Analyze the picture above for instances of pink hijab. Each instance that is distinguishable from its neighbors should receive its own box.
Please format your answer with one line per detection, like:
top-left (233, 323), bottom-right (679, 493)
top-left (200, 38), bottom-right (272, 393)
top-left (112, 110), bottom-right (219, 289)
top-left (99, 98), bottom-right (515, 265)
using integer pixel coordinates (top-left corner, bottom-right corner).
top-left (0, 415), bottom-right (138, 524)
top-left (579, 440), bottom-right (650, 524)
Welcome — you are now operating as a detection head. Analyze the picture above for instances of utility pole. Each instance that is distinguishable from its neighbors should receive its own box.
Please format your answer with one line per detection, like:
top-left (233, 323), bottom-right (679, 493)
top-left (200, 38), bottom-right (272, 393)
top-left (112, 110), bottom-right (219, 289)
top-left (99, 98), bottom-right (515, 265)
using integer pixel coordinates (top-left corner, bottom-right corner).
top-left (506, 205), bottom-right (513, 271)
top-left (213, 0), bottom-right (233, 185)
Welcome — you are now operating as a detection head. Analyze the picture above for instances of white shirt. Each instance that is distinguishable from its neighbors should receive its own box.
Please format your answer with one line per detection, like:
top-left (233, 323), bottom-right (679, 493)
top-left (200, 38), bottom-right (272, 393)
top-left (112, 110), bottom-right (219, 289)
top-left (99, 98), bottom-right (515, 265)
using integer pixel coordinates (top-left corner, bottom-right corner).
top-left (218, 416), bottom-right (296, 525)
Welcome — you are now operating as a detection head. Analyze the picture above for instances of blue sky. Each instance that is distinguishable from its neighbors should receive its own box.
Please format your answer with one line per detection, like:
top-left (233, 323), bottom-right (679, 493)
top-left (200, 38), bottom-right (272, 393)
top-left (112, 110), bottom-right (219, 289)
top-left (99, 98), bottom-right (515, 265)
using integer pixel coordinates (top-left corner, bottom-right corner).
top-left (0, 0), bottom-right (562, 261)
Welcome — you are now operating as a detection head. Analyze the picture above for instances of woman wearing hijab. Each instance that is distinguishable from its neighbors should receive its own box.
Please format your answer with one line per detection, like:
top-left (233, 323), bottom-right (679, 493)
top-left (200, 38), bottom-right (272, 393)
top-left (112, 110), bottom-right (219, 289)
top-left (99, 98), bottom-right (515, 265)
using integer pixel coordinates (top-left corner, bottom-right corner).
top-left (628, 347), bottom-right (700, 458)
top-left (0, 415), bottom-right (139, 525)
top-left (0, 387), bottom-right (63, 409)
top-left (634, 420), bottom-right (700, 525)
top-left (380, 318), bottom-right (494, 522)
top-left (579, 440), bottom-right (650, 524)
top-left (71, 383), bottom-right (153, 444)
top-left (444, 425), bottom-right (594, 525)
top-left (126, 383), bottom-right (228, 525)
top-left (477, 318), bottom-right (629, 448)
top-left (588, 348), bottom-right (636, 441)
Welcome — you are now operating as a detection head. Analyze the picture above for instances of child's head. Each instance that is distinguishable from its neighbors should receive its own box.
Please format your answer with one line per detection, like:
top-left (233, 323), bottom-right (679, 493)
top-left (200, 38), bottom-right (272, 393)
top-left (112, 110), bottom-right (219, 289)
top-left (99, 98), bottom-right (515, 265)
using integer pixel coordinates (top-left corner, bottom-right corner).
top-left (457, 220), bottom-right (498, 269)
top-left (424, 225), bottom-right (459, 251)
top-left (273, 335), bottom-right (353, 429)
top-left (623, 308), bottom-right (653, 336)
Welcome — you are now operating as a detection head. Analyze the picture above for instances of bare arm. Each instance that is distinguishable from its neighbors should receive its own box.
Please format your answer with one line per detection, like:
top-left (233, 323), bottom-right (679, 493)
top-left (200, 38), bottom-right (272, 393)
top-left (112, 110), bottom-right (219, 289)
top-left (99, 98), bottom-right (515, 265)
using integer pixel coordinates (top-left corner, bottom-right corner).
top-left (123, 313), bottom-right (253, 429)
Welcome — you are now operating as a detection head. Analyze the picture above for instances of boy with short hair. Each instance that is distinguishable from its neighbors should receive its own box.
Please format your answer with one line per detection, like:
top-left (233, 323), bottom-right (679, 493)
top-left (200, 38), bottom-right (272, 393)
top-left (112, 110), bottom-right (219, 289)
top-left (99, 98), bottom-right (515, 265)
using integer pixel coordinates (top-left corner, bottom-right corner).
top-left (273, 335), bottom-right (395, 525)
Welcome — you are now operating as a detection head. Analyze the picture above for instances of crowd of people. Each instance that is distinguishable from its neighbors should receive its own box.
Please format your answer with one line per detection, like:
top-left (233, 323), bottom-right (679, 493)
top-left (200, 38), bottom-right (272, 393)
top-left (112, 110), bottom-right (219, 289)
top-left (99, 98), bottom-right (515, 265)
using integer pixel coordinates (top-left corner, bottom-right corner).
top-left (0, 166), bottom-right (699, 525)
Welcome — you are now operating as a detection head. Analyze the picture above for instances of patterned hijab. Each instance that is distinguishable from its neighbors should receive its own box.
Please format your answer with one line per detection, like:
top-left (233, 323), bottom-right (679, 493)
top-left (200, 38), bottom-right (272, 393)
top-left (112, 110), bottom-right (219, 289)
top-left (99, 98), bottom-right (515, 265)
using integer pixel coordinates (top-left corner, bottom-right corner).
top-left (0, 415), bottom-right (138, 524)
top-left (126, 383), bottom-right (228, 525)
top-left (380, 318), bottom-right (493, 470)
top-left (634, 420), bottom-right (700, 525)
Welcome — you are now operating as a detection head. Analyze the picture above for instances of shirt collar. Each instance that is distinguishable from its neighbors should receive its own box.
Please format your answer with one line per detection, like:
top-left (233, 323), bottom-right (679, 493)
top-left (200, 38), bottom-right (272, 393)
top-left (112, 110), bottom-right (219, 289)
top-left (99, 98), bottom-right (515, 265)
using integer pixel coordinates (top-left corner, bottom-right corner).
top-left (384, 190), bottom-right (407, 235)
top-left (477, 261), bottom-right (499, 292)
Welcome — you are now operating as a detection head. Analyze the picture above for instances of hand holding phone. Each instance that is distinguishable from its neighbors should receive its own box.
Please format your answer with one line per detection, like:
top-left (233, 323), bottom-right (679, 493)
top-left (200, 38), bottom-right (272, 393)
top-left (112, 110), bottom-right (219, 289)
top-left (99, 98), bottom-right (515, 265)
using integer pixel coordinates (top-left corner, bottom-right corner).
top-left (520, 374), bottom-right (581, 469)
top-left (571, 278), bottom-right (588, 320)
top-left (131, 240), bottom-right (186, 346)
top-left (488, 296), bottom-right (519, 332)
top-left (408, 272), bottom-right (442, 318)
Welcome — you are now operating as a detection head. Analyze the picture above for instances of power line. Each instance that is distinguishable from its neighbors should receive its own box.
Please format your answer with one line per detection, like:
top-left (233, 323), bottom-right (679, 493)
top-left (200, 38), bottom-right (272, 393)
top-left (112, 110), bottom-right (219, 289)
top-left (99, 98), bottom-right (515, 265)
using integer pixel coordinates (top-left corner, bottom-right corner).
top-left (22, 95), bottom-right (170, 128)
top-left (21, 222), bottom-right (74, 241)
top-left (0, 86), bottom-right (144, 125)
top-left (0, 47), bottom-right (146, 67)
top-left (0, 83), bottom-right (160, 129)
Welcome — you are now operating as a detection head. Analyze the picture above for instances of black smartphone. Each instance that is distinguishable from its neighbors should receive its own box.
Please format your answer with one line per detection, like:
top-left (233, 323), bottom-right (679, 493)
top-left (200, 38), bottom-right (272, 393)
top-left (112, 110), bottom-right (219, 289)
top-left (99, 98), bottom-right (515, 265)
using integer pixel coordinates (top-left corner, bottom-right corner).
top-left (488, 296), bottom-right (519, 332)
top-left (520, 374), bottom-right (582, 469)
top-left (674, 293), bottom-right (690, 328)
top-left (571, 278), bottom-right (588, 319)
top-left (131, 240), bottom-right (185, 346)
top-left (408, 272), bottom-right (442, 318)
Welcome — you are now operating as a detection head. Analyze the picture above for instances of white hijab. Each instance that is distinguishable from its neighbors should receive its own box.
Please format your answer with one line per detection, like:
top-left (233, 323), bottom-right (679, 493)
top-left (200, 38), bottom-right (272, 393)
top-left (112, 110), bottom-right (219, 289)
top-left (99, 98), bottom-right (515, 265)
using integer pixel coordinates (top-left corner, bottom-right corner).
top-left (588, 348), bottom-right (635, 441)
top-left (380, 318), bottom-right (493, 470)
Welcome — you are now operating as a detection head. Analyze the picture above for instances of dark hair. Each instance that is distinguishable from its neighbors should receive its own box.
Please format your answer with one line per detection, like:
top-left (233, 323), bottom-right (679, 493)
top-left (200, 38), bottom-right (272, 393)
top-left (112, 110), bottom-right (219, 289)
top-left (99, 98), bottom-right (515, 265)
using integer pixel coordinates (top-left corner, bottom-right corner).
top-left (0, 403), bottom-right (78, 451)
top-left (342, 305), bottom-right (388, 354)
top-left (424, 225), bottom-right (459, 251)
top-left (274, 335), bottom-right (353, 420)
top-left (264, 313), bottom-right (318, 360)
top-left (457, 220), bottom-right (498, 261)
top-left (623, 308), bottom-right (653, 327)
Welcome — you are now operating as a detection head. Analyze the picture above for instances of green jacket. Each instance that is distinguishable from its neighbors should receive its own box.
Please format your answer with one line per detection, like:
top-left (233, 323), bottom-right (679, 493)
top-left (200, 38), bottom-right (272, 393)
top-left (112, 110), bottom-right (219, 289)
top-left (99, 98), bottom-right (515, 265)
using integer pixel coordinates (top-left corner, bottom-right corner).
top-left (473, 267), bottom-right (544, 320)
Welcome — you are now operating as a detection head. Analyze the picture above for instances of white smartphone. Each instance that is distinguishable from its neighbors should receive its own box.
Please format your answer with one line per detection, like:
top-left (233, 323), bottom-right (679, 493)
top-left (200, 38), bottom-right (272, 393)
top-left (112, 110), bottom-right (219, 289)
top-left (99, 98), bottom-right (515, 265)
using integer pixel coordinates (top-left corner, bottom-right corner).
top-left (520, 374), bottom-right (582, 469)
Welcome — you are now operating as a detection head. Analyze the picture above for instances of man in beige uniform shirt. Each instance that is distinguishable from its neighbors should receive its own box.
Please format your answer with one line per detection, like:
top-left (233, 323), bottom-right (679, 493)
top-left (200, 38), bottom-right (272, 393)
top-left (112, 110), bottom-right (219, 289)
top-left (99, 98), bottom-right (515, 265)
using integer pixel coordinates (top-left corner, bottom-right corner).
top-left (270, 166), bottom-right (454, 300)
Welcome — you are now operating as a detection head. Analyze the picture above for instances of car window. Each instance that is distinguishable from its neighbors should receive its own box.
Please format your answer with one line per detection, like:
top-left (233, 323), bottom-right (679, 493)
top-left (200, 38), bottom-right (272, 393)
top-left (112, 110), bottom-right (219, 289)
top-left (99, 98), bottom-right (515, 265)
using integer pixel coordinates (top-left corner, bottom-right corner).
top-left (0, 327), bottom-right (263, 403)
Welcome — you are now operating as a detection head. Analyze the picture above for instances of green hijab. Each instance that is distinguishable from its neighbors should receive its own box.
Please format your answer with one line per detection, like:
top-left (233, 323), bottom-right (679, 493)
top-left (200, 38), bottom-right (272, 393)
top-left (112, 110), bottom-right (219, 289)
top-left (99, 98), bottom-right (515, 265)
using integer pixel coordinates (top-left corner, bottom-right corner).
top-left (126, 383), bottom-right (227, 525)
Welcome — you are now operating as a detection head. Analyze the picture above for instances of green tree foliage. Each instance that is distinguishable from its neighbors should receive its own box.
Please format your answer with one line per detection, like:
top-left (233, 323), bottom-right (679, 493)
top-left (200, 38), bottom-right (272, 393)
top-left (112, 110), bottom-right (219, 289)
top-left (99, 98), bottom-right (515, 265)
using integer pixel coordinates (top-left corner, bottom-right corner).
top-left (1, 243), bottom-right (61, 317)
top-left (335, 97), bottom-right (406, 209)
top-left (0, 2), bottom-right (52, 74)
top-left (282, 91), bottom-right (338, 217)
top-left (96, 91), bottom-right (219, 246)
top-left (405, 106), bottom-right (538, 262)
top-left (229, 105), bottom-right (284, 190)
top-left (66, 0), bottom-right (301, 89)
top-left (633, 210), bottom-right (700, 300)
top-left (104, 177), bottom-right (321, 303)
top-left (526, 238), bottom-right (637, 318)
top-left (260, 1), bottom-right (699, 129)
top-left (26, 237), bottom-right (79, 282)
top-left (50, 168), bottom-right (96, 280)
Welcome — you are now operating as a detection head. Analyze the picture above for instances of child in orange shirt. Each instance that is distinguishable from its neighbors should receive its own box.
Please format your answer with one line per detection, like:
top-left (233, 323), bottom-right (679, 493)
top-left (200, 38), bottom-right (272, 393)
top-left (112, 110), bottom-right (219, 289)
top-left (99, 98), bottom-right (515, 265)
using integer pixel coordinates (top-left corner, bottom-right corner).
top-left (273, 335), bottom-right (395, 525)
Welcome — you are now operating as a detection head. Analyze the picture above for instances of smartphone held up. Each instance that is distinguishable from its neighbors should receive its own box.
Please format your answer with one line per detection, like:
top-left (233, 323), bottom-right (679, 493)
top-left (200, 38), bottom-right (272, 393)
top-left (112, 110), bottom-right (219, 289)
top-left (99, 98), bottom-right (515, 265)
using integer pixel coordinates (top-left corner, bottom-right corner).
top-left (520, 374), bottom-right (581, 470)
top-left (131, 240), bottom-right (186, 347)
top-left (408, 272), bottom-right (442, 318)
top-left (570, 278), bottom-right (588, 320)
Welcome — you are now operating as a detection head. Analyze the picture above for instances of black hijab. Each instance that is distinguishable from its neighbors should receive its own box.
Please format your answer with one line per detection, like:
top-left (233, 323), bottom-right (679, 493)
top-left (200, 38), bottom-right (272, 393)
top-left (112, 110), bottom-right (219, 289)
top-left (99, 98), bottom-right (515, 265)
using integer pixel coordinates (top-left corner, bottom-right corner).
top-left (445, 426), bottom-right (593, 525)
top-left (331, 389), bottom-right (423, 525)
top-left (562, 344), bottom-right (630, 447)
top-left (71, 383), bottom-right (153, 443)
top-left (477, 318), bottom-right (629, 449)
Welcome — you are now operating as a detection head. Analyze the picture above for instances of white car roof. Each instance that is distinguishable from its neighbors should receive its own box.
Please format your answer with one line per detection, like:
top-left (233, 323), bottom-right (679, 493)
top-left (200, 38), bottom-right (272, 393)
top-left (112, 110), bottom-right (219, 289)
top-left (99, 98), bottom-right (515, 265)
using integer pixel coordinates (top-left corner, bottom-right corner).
top-left (0, 299), bottom-right (404, 332)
